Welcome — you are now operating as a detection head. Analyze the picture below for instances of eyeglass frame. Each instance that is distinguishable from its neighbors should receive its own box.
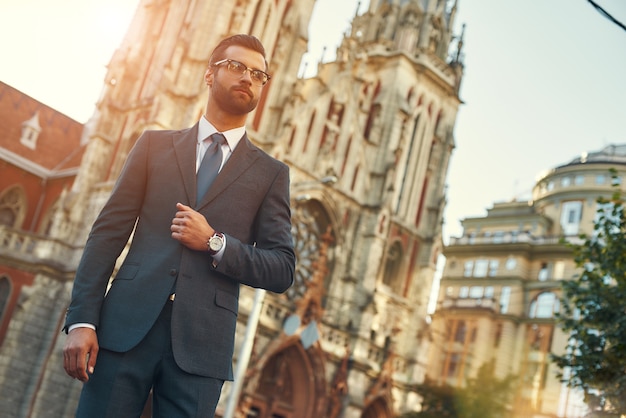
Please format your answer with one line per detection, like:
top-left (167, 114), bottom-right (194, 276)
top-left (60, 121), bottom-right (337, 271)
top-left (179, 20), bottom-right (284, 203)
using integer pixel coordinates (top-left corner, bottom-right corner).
top-left (212, 59), bottom-right (271, 86)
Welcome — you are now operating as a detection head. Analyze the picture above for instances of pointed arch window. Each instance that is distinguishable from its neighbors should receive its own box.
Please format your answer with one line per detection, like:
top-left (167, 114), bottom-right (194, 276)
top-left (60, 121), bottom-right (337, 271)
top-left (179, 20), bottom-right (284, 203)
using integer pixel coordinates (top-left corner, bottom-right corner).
top-left (290, 199), bottom-right (334, 301)
top-left (303, 110), bottom-right (316, 153)
top-left (351, 165), bottom-right (360, 192)
top-left (288, 127), bottom-right (296, 149)
top-left (364, 103), bottom-right (381, 141)
top-left (0, 186), bottom-right (27, 228)
top-left (382, 241), bottom-right (403, 293)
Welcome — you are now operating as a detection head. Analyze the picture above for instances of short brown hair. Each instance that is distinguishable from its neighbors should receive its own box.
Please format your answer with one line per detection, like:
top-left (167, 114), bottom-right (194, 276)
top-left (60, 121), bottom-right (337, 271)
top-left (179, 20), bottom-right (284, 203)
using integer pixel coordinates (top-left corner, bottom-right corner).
top-left (209, 34), bottom-right (267, 69)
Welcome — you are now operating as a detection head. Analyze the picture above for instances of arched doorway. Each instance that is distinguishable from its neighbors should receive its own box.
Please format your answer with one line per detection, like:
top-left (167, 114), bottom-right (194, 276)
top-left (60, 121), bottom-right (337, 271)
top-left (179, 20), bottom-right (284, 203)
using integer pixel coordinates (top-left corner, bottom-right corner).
top-left (244, 342), bottom-right (326, 418)
top-left (361, 397), bottom-right (393, 418)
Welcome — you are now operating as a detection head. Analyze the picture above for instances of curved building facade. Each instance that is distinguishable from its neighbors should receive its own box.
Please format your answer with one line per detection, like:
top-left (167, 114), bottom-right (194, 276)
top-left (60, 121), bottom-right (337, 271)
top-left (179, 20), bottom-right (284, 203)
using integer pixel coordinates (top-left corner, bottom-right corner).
top-left (430, 144), bottom-right (626, 418)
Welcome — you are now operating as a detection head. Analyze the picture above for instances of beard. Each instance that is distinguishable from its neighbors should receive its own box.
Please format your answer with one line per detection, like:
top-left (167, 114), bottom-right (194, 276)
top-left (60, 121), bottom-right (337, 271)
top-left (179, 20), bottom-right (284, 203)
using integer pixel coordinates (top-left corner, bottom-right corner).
top-left (211, 76), bottom-right (259, 115)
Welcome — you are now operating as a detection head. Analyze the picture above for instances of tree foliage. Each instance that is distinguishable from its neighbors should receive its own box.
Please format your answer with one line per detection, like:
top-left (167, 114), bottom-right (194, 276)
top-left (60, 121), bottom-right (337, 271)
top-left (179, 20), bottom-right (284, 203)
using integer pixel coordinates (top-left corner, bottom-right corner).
top-left (401, 381), bottom-right (457, 418)
top-left (552, 172), bottom-right (626, 415)
top-left (400, 362), bottom-right (515, 418)
top-left (453, 362), bottom-right (515, 418)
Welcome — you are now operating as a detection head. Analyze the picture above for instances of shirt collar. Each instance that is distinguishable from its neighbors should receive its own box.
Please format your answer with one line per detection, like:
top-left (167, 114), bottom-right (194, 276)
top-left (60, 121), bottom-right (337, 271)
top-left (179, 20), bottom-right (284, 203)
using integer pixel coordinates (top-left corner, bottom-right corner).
top-left (198, 115), bottom-right (245, 151)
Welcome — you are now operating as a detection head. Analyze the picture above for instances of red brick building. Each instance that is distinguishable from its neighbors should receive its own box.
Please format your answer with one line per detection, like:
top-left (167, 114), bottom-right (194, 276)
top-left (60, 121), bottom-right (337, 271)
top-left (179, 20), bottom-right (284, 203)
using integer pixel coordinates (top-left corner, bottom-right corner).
top-left (0, 81), bottom-right (85, 345)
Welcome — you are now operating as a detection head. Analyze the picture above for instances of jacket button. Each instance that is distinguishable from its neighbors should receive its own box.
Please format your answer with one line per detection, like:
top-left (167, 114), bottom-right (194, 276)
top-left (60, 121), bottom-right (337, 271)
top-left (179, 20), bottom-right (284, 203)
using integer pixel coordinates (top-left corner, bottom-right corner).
top-left (169, 269), bottom-right (177, 276)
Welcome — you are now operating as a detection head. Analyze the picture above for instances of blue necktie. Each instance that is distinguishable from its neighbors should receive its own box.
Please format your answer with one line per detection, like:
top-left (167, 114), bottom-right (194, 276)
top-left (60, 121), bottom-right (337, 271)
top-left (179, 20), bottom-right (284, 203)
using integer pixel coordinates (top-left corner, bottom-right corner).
top-left (196, 133), bottom-right (225, 204)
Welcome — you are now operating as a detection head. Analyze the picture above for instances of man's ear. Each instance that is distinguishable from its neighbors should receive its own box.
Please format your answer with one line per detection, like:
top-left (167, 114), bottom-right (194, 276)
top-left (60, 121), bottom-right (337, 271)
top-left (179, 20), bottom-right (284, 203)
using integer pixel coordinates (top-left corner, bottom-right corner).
top-left (204, 68), bottom-right (214, 86)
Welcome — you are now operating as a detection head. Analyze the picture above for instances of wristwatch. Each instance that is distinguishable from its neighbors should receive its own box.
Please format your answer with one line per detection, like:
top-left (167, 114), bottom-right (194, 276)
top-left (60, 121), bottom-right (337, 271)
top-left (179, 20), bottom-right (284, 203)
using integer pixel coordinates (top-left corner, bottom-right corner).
top-left (207, 232), bottom-right (224, 255)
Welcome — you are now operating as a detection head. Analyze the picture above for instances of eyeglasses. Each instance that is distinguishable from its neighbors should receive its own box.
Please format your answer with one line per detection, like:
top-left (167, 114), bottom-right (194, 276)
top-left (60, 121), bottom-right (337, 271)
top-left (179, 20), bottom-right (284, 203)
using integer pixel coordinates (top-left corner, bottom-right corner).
top-left (212, 59), bottom-right (271, 86)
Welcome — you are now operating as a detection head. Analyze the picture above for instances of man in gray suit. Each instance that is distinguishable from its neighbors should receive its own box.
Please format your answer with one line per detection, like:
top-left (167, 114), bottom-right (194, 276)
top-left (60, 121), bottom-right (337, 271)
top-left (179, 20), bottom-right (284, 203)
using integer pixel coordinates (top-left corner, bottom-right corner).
top-left (63, 34), bottom-right (295, 417)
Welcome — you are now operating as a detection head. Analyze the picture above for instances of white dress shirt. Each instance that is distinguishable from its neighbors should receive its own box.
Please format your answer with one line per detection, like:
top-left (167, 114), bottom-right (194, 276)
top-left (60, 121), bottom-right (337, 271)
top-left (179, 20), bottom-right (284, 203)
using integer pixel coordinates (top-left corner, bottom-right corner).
top-left (196, 115), bottom-right (246, 266)
top-left (196, 115), bottom-right (244, 172)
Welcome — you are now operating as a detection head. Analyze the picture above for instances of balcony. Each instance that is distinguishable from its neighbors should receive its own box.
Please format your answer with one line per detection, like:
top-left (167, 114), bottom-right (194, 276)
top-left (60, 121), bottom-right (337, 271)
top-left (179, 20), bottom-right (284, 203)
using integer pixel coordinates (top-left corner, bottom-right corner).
top-left (0, 225), bottom-right (81, 271)
top-left (448, 232), bottom-right (584, 247)
top-left (440, 297), bottom-right (500, 313)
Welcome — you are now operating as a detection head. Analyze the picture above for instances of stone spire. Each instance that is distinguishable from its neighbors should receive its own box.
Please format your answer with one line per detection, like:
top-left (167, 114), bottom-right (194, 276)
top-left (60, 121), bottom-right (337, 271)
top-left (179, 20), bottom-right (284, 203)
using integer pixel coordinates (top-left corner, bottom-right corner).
top-left (350, 0), bottom-right (459, 62)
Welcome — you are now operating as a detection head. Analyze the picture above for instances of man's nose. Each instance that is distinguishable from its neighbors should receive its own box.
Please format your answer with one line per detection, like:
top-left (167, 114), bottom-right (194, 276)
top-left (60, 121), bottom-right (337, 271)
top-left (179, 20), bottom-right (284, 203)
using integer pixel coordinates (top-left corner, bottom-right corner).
top-left (240, 69), bottom-right (253, 83)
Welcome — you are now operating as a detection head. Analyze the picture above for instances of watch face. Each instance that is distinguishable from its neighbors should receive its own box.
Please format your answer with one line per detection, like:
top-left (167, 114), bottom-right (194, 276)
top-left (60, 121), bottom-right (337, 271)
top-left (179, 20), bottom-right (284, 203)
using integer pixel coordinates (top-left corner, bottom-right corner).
top-left (209, 235), bottom-right (223, 251)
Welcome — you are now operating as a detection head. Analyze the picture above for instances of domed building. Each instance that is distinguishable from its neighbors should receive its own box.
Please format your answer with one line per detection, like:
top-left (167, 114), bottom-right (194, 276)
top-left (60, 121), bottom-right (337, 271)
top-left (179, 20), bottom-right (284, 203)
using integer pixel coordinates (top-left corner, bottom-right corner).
top-left (429, 144), bottom-right (626, 418)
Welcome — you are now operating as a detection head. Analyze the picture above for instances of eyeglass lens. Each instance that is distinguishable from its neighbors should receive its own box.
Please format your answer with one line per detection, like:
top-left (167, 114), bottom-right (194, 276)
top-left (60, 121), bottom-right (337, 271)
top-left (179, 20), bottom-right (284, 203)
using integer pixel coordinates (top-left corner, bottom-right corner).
top-left (227, 60), bottom-right (268, 85)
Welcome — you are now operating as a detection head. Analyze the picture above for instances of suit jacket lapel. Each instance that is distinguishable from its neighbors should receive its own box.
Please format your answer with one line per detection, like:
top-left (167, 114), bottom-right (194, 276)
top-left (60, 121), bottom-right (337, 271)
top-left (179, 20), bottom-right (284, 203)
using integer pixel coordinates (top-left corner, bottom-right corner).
top-left (172, 123), bottom-right (199, 206)
top-left (197, 134), bottom-right (260, 208)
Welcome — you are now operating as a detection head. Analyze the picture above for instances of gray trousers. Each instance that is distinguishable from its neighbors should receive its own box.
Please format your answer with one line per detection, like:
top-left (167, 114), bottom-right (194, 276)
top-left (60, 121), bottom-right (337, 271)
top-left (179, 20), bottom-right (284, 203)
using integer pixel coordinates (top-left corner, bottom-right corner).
top-left (75, 300), bottom-right (224, 418)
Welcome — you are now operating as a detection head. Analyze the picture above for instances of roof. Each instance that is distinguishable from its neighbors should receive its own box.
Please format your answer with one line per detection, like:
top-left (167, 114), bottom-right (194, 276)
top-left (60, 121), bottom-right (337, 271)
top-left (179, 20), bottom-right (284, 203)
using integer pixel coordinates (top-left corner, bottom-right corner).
top-left (561, 144), bottom-right (626, 167)
top-left (0, 81), bottom-right (85, 173)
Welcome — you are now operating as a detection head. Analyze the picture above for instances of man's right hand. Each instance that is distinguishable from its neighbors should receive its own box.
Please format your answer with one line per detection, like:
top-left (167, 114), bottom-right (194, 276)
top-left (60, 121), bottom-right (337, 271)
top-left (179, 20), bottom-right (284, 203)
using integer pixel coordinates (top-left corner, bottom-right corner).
top-left (63, 327), bottom-right (99, 382)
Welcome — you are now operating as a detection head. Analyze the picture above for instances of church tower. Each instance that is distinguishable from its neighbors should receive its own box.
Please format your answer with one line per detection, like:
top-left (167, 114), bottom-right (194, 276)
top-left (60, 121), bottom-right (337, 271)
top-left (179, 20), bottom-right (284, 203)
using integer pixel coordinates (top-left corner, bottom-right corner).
top-left (0, 1), bottom-right (465, 417)
top-left (252, 0), bottom-right (464, 416)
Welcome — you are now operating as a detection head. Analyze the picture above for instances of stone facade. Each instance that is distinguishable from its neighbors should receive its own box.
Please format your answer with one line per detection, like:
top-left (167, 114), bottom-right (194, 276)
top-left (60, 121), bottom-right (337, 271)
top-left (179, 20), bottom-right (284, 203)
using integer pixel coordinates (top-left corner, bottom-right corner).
top-left (0, 1), bottom-right (464, 417)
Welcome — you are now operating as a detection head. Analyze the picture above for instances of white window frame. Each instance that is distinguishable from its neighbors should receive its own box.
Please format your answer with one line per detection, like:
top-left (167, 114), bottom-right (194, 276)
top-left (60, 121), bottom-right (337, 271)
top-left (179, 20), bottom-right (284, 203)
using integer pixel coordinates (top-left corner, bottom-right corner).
top-left (560, 201), bottom-right (582, 236)
top-left (469, 286), bottom-right (484, 298)
top-left (488, 260), bottom-right (499, 277)
top-left (463, 261), bottom-right (474, 277)
top-left (474, 260), bottom-right (488, 277)
top-left (500, 286), bottom-right (511, 314)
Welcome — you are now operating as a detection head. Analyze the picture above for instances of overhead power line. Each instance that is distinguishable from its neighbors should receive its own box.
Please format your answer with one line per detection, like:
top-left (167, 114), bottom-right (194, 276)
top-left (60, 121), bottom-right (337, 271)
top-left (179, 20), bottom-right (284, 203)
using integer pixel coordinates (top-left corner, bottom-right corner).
top-left (588, 0), bottom-right (626, 32)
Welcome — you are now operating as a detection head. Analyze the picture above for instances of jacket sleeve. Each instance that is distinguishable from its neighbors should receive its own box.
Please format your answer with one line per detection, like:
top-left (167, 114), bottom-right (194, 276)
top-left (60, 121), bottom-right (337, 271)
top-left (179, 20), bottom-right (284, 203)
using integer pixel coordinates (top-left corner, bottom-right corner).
top-left (216, 163), bottom-right (295, 294)
top-left (64, 132), bottom-right (151, 330)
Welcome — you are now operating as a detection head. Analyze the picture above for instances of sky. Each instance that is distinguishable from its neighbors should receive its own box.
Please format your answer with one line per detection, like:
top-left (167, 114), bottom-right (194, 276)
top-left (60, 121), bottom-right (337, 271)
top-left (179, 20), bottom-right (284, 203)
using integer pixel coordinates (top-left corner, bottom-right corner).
top-left (443, 0), bottom-right (626, 240)
top-left (1, 0), bottom-right (625, 242)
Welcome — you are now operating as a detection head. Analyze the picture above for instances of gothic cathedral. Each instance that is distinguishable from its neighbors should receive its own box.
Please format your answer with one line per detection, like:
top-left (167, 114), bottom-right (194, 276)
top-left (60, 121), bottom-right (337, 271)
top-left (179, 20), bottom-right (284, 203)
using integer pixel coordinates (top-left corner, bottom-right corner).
top-left (0, 1), bottom-right (464, 417)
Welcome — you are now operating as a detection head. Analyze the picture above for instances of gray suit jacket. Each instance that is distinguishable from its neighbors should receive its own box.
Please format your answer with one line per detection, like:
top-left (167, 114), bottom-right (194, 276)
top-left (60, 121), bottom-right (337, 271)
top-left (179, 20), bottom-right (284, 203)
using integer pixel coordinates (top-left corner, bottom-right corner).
top-left (65, 123), bottom-right (295, 380)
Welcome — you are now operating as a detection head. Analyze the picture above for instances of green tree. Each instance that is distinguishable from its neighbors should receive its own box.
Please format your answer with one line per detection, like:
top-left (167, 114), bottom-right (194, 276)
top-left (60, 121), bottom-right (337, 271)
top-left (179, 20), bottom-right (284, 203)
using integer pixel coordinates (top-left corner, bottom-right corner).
top-left (400, 381), bottom-right (457, 417)
top-left (400, 362), bottom-right (515, 418)
top-left (552, 176), bottom-right (626, 415)
top-left (454, 362), bottom-right (515, 418)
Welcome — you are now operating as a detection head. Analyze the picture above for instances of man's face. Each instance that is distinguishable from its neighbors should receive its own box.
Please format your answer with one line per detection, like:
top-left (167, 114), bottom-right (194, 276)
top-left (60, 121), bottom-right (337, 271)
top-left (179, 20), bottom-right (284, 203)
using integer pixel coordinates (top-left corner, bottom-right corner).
top-left (206, 45), bottom-right (267, 116)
